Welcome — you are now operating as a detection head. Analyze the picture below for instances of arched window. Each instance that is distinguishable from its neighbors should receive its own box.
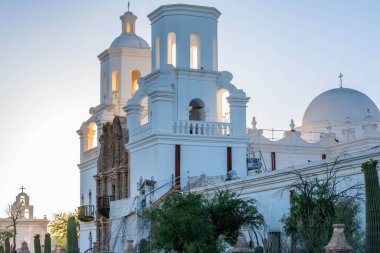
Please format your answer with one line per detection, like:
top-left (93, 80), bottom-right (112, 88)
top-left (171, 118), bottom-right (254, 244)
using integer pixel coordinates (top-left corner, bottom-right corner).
top-left (189, 98), bottom-right (206, 121)
top-left (126, 22), bottom-right (131, 33)
top-left (167, 32), bottom-right (176, 67)
top-left (20, 196), bottom-right (25, 205)
top-left (112, 71), bottom-right (119, 98)
top-left (217, 89), bottom-right (230, 122)
top-left (103, 73), bottom-right (107, 99)
top-left (155, 36), bottom-right (160, 70)
top-left (131, 70), bottom-right (141, 95)
top-left (140, 97), bottom-right (149, 125)
top-left (190, 34), bottom-right (200, 69)
top-left (24, 209), bottom-right (29, 219)
top-left (87, 122), bottom-right (97, 150)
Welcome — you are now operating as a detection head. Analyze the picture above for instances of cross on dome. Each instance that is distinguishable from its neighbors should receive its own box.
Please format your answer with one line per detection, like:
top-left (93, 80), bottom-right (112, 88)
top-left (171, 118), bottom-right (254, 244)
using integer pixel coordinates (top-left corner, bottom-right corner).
top-left (339, 72), bottom-right (343, 88)
top-left (20, 185), bottom-right (26, 193)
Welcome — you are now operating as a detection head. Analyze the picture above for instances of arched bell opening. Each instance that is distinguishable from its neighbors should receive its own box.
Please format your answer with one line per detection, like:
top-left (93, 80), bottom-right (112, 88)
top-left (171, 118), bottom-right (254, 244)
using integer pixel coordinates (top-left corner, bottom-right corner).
top-left (189, 98), bottom-right (206, 121)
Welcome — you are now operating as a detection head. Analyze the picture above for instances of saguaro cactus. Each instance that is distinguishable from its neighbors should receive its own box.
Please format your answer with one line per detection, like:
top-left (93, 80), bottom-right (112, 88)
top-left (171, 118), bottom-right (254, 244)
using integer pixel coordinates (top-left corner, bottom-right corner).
top-left (254, 246), bottom-right (264, 253)
top-left (66, 216), bottom-right (79, 253)
top-left (44, 233), bottom-right (51, 253)
top-left (34, 234), bottom-right (41, 253)
top-left (4, 237), bottom-right (10, 253)
top-left (361, 159), bottom-right (380, 253)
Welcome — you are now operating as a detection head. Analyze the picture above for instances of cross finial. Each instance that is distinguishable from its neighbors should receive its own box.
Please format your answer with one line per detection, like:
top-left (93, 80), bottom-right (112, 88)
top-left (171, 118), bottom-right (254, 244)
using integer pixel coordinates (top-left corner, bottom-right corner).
top-left (20, 185), bottom-right (26, 193)
top-left (127, 1), bottom-right (130, 11)
top-left (338, 72), bottom-right (343, 88)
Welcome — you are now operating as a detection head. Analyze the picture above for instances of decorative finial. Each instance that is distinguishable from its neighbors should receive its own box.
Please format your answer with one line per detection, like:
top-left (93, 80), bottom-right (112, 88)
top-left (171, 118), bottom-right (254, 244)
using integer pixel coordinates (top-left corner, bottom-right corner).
top-left (20, 185), bottom-right (26, 193)
top-left (289, 119), bottom-right (295, 131)
top-left (338, 72), bottom-right (343, 88)
top-left (251, 117), bottom-right (257, 130)
top-left (127, 1), bottom-right (130, 11)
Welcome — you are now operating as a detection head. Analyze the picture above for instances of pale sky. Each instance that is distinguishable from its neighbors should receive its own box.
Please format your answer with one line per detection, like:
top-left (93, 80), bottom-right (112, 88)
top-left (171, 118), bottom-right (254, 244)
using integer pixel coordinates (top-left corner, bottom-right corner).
top-left (0, 0), bottom-right (379, 219)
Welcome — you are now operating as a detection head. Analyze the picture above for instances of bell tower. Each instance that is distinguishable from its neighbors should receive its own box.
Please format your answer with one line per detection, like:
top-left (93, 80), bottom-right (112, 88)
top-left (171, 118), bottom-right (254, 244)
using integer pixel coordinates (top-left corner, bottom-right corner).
top-left (98, 9), bottom-right (151, 109)
top-left (77, 6), bottom-right (151, 253)
top-left (149, 4), bottom-right (220, 71)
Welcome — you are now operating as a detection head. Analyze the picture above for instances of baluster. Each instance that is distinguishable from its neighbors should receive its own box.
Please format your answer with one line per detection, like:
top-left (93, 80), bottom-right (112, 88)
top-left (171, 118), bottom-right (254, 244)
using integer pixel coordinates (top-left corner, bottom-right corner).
top-left (178, 122), bottom-right (182, 134)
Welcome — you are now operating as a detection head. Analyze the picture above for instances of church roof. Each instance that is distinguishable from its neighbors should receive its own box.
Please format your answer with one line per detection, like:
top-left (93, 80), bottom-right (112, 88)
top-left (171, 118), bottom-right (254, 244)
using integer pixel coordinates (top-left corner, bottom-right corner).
top-left (302, 87), bottom-right (380, 126)
top-left (110, 33), bottom-right (150, 49)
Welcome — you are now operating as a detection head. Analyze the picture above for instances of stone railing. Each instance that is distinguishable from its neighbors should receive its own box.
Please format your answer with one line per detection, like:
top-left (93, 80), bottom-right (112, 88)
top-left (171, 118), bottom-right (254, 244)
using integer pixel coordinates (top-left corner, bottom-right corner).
top-left (130, 122), bottom-right (152, 142)
top-left (173, 121), bottom-right (232, 136)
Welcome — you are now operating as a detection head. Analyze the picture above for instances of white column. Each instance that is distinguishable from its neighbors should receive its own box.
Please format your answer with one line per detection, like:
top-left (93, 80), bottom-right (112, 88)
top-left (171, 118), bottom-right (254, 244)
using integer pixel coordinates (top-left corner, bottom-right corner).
top-left (124, 103), bottom-right (142, 131)
top-left (227, 95), bottom-right (250, 137)
top-left (150, 89), bottom-right (175, 133)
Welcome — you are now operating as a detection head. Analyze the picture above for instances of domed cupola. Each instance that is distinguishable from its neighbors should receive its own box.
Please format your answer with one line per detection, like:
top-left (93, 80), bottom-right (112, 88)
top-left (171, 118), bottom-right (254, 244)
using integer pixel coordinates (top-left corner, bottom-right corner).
top-left (110, 9), bottom-right (150, 49)
top-left (302, 87), bottom-right (380, 126)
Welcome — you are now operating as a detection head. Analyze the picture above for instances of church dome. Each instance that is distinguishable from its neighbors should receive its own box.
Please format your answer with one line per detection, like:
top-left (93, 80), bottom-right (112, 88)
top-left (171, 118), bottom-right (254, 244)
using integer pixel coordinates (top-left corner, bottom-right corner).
top-left (302, 87), bottom-right (380, 126)
top-left (110, 33), bottom-right (150, 49)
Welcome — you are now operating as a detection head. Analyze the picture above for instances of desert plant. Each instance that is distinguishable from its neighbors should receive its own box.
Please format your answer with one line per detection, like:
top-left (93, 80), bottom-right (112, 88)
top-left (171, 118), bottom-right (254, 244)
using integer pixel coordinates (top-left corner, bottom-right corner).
top-left (281, 157), bottom-right (363, 253)
top-left (66, 216), bottom-right (79, 253)
top-left (361, 159), bottom-right (380, 253)
top-left (139, 238), bottom-right (149, 253)
top-left (44, 233), bottom-right (51, 253)
top-left (34, 234), bottom-right (41, 253)
top-left (254, 245), bottom-right (264, 253)
top-left (4, 238), bottom-right (10, 253)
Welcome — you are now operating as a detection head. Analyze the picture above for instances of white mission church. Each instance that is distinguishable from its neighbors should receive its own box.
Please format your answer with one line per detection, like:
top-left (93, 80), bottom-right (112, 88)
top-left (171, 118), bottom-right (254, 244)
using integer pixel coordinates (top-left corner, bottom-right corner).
top-left (76, 3), bottom-right (380, 253)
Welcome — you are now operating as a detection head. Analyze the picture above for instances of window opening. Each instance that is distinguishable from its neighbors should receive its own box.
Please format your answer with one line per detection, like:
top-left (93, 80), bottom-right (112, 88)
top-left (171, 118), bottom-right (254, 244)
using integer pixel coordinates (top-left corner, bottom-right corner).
top-left (131, 70), bottom-right (141, 95)
top-left (112, 71), bottom-right (119, 98)
top-left (190, 33), bottom-right (200, 69)
top-left (167, 32), bottom-right (176, 67)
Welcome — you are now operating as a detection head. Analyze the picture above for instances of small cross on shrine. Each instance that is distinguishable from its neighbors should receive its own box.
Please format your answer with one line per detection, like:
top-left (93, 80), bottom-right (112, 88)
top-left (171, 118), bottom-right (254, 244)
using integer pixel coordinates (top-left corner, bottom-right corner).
top-left (20, 185), bottom-right (26, 193)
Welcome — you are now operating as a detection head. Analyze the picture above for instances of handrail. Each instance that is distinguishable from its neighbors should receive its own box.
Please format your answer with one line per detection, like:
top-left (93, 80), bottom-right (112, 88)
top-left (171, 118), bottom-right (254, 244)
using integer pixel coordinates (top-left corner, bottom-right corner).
top-left (83, 248), bottom-right (92, 253)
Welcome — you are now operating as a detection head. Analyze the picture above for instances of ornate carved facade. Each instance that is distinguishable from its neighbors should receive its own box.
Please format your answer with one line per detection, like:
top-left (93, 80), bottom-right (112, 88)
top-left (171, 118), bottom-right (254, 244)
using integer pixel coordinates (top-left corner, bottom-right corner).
top-left (94, 116), bottom-right (129, 252)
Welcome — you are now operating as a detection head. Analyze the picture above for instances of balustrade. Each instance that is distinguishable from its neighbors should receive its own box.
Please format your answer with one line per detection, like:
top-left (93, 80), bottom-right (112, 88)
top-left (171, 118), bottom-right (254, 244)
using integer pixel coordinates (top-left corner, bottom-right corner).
top-left (173, 121), bottom-right (232, 136)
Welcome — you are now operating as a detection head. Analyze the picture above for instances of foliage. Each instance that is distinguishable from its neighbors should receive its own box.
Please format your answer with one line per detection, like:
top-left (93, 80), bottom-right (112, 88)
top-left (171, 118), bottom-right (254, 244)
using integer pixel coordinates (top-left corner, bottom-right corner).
top-left (205, 190), bottom-right (265, 245)
top-left (44, 233), bottom-right (51, 253)
top-left (4, 238), bottom-right (9, 253)
top-left (0, 229), bottom-right (13, 247)
top-left (139, 238), bottom-right (149, 253)
top-left (141, 190), bottom-right (265, 253)
top-left (66, 216), bottom-right (79, 253)
top-left (4, 203), bottom-right (23, 253)
top-left (281, 158), bottom-right (363, 253)
top-left (141, 192), bottom-right (218, 253)
top-left (0, 245), bottom-right (4, 253)
top-left (361, 159), bottom-right (380, 253)
top-left (254, 245), bottom-right (264, 253)
top-left (48, 212), bottom-right (79, 247)
top-left (34, 234), bottom-right (41, 253)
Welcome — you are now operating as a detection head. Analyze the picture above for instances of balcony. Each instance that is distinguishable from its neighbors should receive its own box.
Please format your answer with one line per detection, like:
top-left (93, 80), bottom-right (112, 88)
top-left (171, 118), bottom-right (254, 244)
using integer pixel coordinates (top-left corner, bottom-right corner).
top-left (173, 121), bottom-right (232, 136)
top-left (97, 195), bottom-right (115, 218)
top-left (77, 205), bottom-right (95, 222)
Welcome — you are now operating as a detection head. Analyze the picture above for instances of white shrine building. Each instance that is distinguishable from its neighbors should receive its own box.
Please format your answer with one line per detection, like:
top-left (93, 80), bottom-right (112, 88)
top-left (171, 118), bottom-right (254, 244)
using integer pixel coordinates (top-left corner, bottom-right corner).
top-left (77, 3), bottom-right (380, 253)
